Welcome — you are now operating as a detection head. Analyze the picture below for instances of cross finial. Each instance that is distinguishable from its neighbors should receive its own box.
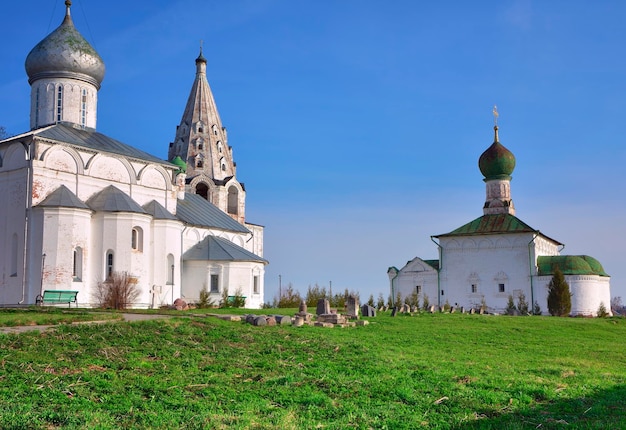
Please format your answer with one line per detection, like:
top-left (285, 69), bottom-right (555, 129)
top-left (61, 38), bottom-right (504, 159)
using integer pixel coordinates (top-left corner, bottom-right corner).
top-left (200, 39), bottom-right (204, 55)
top-left (492, 105), bottom-right (499, 126)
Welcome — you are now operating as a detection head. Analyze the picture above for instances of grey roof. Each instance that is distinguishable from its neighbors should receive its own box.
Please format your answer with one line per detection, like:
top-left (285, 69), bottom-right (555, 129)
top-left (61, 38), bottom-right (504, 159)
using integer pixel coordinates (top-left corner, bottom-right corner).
top-left (33, 123), bottom-right (173, 167)
top-left (176, 193), bottom-right (249, 233)
top-left (86, 186), bottom-right (147, 214)
top-left (183, 235), bottom-right (267, 264)
top-left (143, 200), bottom-right (178, 220)
top-left (36, 185), bottom-right (90, 210)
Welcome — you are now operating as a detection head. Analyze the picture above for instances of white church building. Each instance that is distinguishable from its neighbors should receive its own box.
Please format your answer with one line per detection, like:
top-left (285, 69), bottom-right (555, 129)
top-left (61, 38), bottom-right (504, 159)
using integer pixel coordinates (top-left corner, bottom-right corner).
top-left (388, 124), bottom-right (611, 316)
top-left (0, 1), bottom-right (267, 308)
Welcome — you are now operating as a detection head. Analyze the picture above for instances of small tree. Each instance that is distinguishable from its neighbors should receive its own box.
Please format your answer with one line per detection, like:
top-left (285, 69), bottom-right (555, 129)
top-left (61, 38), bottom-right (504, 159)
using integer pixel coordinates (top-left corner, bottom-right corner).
top-left (505, 295), bottom-right (516, 315)
top-left (443, 299), bottom-right (451, 312)
top-left (517, 292), bottom-right (529, 315)
top-left (376, 293), bottom-right (385, 309)
top-left (611, 296), bottom-right (623, 315)
top-left (197, 286), bottom-right (215, 309)
top-left (0, 126), bottom-right (7, 140)
top-left (395, 291), bottom-right (403, 308)
top-left (94, 271), bottom-right (140, 309)
top-left (533, 301), bottom-right (542, 316)
top-left (367, 294), bottom-right (375, 307)
top-left (597, 302), bottom-right (609, 318)
top-left (277, 283), bottom-right (302, 308)
top-left (387, 294), bottom-right (393, 308)
top-left (547, 268), bottom-right (571, 317)
top-left (305, 283), bottom-right (327, 307)
top-left (422, 294), bottom-right (430, 311)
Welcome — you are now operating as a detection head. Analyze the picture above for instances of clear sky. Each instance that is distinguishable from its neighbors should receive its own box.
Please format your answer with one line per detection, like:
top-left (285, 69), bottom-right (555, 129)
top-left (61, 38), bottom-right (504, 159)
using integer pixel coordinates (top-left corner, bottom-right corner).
top-left (2, 1), bottom-right (625, 304)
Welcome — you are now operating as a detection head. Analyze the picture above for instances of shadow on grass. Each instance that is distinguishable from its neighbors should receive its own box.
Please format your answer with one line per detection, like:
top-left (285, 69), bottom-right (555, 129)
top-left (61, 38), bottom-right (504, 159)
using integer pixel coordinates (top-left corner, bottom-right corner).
top-left (456, 384), bottom-right (626, 429)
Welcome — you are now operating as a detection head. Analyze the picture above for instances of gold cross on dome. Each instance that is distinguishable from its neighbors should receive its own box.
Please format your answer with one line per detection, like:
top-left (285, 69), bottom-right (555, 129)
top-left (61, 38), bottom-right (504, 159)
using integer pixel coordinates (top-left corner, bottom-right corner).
top-left (492, 105), bottom-right (499, 126)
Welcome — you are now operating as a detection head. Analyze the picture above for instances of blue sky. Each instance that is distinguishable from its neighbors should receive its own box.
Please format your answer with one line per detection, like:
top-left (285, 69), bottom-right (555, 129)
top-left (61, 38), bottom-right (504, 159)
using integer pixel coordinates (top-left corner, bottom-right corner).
top-left (2, 1), bottom-right (625, 303)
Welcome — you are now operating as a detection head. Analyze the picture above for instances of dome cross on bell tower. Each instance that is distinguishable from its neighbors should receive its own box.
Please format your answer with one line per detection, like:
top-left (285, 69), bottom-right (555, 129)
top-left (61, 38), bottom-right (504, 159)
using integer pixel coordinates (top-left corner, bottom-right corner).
top-left (478, 106), bottom-right (516, 215)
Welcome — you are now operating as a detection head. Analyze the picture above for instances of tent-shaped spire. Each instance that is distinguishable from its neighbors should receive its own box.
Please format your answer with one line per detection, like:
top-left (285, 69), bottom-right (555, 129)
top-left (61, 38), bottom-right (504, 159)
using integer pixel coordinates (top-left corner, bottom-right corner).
top-left (167, 49), bottom-right (236, 182)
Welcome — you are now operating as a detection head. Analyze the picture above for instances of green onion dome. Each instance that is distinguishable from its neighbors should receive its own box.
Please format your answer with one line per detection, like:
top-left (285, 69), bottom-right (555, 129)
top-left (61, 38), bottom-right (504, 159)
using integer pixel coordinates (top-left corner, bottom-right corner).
top-left (171, 156), bottom-right (187, 174)
top-left (479, 126), bottom-right (516, 181)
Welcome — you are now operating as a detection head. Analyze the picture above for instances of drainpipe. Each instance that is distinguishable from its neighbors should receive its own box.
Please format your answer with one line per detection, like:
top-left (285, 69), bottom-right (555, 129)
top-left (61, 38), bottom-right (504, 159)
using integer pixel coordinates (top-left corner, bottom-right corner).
top-left (430, 236), bottom-right (442, 308)
top-left (527, 233), bottom-right (539, 314)
top-left (179, 225), bottom-right (189, 303)
top-left (19, 139), bottom-right (34, 304)
top-left (389, 269), bottom-right (398, 307)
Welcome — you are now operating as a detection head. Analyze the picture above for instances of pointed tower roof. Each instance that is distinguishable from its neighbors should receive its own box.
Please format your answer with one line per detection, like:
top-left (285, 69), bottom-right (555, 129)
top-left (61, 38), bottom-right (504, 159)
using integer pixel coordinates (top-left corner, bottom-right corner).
top-left (168, 48), bottom-right (236, 181)
top-left (25, 0), bottom-right (105, 88)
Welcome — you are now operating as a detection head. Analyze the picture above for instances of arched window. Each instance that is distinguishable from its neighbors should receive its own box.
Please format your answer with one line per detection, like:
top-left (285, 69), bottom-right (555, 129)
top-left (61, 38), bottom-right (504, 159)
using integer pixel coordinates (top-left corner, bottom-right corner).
top-left (10, 233), bottom-right (18, 277)
top-left (217, 141), bottom-right (223, 153)
top-left (131, 227), bottom-right (143, 252)
top-left (227, 186), bottom-right (238, 215)
top-left (212, 124), bottom-right (218, 135)
top-left (106, 250), bottom-right (114, 279)
top-left (196, 159), bottom-right (203, 168)
top-left (253, 275), bottom-right (259, 294)
top-left (196, 182), bottom-right (209, 200)
top-left (73, 247), bottom-right (83, 281)
top-left (56, 85), bottom-right (63, 122)
top-left (167, 254), bottom-right (175, 285)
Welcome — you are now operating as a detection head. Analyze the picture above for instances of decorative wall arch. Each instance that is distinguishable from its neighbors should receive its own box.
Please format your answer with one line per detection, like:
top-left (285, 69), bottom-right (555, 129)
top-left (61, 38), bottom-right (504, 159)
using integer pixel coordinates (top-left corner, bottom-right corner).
top-left (2, 142), bottom-right (29, 168)
top-left (137, 164), bottom-right (172, 190)
top-left (86, 153), bottom-right (137, 184)
top-left (41, 145), bottom-right (83, 174)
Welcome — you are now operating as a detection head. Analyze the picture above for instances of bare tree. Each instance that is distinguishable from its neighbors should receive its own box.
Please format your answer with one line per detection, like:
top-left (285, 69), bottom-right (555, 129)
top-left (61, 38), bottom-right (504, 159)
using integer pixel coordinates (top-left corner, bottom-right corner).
top-left (94, 271), bottom-right (140, 309)
top-left (0, 126), bottom-right (7, 140)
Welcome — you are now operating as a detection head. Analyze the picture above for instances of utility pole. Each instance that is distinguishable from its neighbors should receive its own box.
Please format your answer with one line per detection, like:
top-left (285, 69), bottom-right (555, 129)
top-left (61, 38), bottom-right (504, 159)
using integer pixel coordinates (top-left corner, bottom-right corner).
top-left (279, 274), bottom-right (282, 299)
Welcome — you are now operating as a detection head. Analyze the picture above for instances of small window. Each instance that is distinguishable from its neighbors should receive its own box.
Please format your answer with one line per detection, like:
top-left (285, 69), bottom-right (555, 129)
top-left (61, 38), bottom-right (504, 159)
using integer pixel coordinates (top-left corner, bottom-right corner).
top-left (196, 183), bottom-right (209, 200)
top-left (471, 284), bottom-right (477, 293)
top-left (73, 247), bottom-right (83, 281)
top-left (106, 251), bottom-right (114, 279)
top-left (196, 160), bottom-right (203, 168)
top-left (131, 227), bottom-right (143, 252)
top-left (253, 276), bottom-right (259, 294)
top-left (210, 274), bottom-right (219, 293)
top-left (227, 186), bottom-right (238, 215)
top-left (81, 89), bottom-right (87, 126)
top-left (198, 142), bottom-right (204, 150)
top-left (212, 124), bottom-right (218, 135)
top-left (499, 283), bottom-right (505, 293)
top-left (441, 290), bottom-right (444, 296)
top-left (198, 127), bottom-right (203, 133)
top-left (217, 141), bottom-right (223, 153)
top-left (415, 285), bottom-right (422, 295)
top-left (56, 85), bottom-right (63, 122)
top-left (221, 163), bottom-right (226, 171)
top-left (167, 254), bottom-right (175, 285)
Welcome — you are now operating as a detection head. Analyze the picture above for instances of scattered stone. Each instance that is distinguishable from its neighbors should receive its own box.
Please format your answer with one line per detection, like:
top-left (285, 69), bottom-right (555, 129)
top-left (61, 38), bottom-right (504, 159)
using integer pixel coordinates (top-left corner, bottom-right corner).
top-left (265, 316), bottom-right (277, 326)
top-left (450, 306), bottom-right (455, 313)
top-left (253, 316), bottom-right (267, 326)
top-left (460, 306), bottom-right (466, 314)
top-left (218, 315), bottom-right (241, 322)
top-left (411, 306), bottom-right (418, 313)
top-left (173, 298), bottom-right (188, 311)
top-left (355, 320), bottom-right (369, 326)
top-left (298, 300), bottom-right (308, 314)
top-left (317, 314), bottom-right (347, 325)
top-left (275, 315), bottom-right (292, 325)
top-left (470, 308), bottom-right (476, 314)
top-left (245, 314), bottom-right (257, 324)
top-left (292, 316), bottom-right (304, 327)
top-left (391, 307), bottom-right (397, 317)
top-left (429, 305), bottom-right (436, 314)
top-left (314, 322), bottom-right (335, 328)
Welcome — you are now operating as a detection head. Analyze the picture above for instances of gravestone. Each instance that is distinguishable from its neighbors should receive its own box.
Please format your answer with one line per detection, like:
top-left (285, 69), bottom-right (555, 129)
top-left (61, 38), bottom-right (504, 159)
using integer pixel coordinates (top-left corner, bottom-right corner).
top-left (361, 304), bottom-right (376, 317)
top-left (346, 295), bottom-right (359, 318)
top-left (450, 306), bottom-right (455, 313)
top-left (265, 316), bottom-right (277, 326)
top-left (391, 307), bottom-right (397, 317)
top-left (253, 316), bottom-right (267, 326)
top-left (316, 298), bottom-right (330, 316)
top-left (299, 300), bottom-right (308, 314)
top-left (469, 308), bottom-right (475, 314)
top-left (460, 306), bottom-right (465, 314)
top-left (429, 305), bottom-right (436, 314)
top-left (292, 316), bottom-right (304, 327)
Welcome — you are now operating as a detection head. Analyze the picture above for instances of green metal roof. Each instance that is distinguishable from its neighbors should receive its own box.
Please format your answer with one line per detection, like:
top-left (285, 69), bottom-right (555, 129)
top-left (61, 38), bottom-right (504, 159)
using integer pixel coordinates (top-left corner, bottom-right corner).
top-left (423, 259), bottom-right (440, 270)
top-left (537, 255), bottom-right (609, 277)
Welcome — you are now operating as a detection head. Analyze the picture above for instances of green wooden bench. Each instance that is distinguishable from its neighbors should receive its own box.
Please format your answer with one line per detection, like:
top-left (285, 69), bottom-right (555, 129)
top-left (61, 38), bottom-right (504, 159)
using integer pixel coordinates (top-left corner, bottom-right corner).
top-left (36, 290), bottom-right (79, 307)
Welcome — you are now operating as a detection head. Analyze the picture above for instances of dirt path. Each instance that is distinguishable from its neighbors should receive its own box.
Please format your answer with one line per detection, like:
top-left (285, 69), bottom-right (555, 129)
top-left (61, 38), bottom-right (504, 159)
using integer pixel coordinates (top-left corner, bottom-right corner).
top-left (0, 313), bottom-right (172, 335)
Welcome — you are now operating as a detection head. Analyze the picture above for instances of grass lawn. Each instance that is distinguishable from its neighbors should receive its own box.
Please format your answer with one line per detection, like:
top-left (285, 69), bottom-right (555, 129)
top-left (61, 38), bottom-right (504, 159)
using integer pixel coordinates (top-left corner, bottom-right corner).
top-left (0, 311), bottom-right (624, 429)
top-left (0, 307), bottom-right (120, 327)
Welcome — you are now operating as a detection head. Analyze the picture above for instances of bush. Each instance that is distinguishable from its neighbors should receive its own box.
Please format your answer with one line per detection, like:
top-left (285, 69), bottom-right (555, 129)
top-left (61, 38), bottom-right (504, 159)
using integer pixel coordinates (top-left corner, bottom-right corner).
top-left (506, 295), bottom-right (516, 315)
top-left (377, 293), bottom-right (385, 309)
top-left (422, 294), bottom-right (430, 311)
top-left (196, 287), bottom-right (215, 309)
top-left (95, 271), bottom-right (140, 310)
top-left (517, 292), bottom-right (529, 315)
top-left (597, 302), bottom-right (609, 318)
top-left (220, 287), bottom-right (246, 308)
top-left (533, 301), bottom-right (542, 315)
top-left (547, 268), bottom-right (571, 316)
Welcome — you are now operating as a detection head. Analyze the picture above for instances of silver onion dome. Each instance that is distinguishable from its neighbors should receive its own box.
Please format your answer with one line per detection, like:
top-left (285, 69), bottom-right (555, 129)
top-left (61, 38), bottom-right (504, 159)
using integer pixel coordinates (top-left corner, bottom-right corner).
top-left (25, 1), bottom-right (105, 88)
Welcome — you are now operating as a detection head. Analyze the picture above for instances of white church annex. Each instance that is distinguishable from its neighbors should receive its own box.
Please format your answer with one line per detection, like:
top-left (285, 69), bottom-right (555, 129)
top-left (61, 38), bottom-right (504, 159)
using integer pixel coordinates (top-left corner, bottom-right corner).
top-left (0, 1), bottom-right (267, 308)
top-left (388, 123), bottom-right (611, 316)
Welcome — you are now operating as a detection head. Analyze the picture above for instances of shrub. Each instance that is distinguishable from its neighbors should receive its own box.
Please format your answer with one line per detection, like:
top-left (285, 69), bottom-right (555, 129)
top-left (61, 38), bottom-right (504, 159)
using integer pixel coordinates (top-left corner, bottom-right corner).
top-left (276, 283), bottom-right (302, 308)
top-left (305, 284), bottom-right (327, 307)
top-left (95, 271), bottom-right (140, 310)
top-left (367, 294), bottom-right (375, 307)
top-left (377, 293), bottom-right (385, 309)
top-left (547, 268), bottom-right (571, 316)
top-left (533, 301), bottom-right (542, 315)
top-left (443, 300), bottom-right (451, 312)
top-left (197, 287), bottom-right (215, 309)
top-left (220, 287), bottom-right (246, 308)
top-left (422, 294), bottom-right (430, 311)
top-left (506, 295), bottom-right (516, 315)
top-left (597, 302), bottom-right (609, 318)
top-left (517, 292), bottom-right (529, 315)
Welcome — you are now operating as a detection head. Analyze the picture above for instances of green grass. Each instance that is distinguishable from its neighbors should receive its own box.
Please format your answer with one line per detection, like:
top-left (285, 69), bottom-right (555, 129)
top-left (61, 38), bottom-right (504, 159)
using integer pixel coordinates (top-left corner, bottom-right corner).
top-left (0, 311), bottom-right (624, 429)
